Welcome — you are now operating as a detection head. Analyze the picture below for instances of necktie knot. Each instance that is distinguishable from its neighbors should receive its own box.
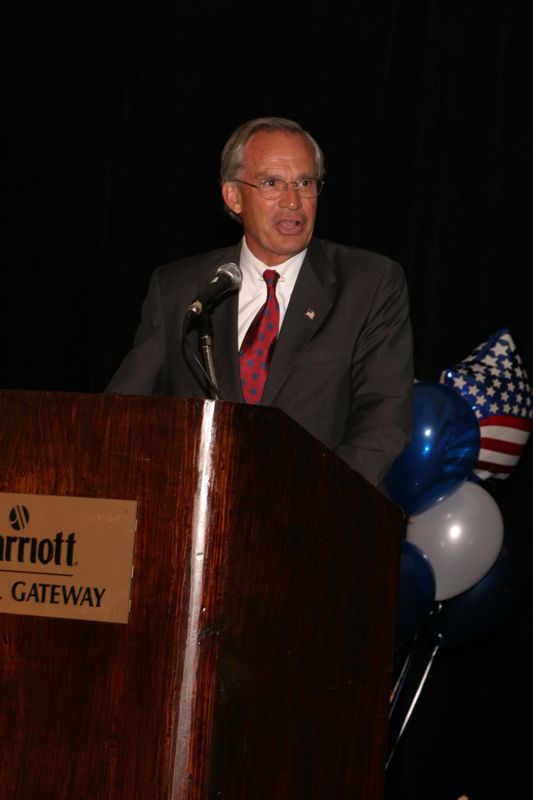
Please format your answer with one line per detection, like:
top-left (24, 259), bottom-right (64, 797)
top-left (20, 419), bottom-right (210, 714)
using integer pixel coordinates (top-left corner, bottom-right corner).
top-left (263, 269), bottom-right (279, 289)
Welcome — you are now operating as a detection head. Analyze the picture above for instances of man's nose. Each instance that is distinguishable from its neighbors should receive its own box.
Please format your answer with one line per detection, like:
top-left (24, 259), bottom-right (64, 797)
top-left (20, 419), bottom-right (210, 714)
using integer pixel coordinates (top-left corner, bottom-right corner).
top-left (278, 183), bottom-right (302, 209)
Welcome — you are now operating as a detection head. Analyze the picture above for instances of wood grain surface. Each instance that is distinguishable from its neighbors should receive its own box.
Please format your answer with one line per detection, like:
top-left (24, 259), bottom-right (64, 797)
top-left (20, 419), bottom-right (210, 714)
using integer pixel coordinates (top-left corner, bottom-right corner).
top-left (0, 390), bottom-right (403, 799)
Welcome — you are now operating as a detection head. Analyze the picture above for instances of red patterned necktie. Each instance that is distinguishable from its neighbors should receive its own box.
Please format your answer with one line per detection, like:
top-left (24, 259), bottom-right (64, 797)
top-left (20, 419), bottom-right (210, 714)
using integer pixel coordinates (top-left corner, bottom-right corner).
top-left (239, 269), bottom-right (280, 404)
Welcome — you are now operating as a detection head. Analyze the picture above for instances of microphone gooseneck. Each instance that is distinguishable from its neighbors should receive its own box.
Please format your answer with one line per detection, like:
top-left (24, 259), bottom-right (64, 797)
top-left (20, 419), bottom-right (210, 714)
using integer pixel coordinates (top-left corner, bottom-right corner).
top-left (182, 262), bottom-right (242, 401)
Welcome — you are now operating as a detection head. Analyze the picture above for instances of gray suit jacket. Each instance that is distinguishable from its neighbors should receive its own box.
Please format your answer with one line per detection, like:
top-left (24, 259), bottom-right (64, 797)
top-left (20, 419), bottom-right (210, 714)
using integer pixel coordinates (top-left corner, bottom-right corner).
top-left (107, 237), bottom-right (413, 485)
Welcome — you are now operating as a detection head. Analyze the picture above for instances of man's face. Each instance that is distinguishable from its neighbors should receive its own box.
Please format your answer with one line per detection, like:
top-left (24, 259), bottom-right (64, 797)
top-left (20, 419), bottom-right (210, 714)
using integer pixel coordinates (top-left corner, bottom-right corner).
top-left (222, 130), bottom-right (319, 266)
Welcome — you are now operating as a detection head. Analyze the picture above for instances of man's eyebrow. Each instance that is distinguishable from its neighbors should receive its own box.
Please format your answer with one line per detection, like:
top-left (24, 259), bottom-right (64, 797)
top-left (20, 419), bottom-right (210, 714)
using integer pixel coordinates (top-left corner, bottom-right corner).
top-left (254, 171), bottom-right (283, 179)
top-left (254, 172), bottom-right (315, 180)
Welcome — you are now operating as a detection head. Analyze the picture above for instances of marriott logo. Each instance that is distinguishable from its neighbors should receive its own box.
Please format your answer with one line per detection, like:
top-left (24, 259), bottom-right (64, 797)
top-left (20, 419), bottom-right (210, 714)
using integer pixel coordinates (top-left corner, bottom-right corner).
top-left (1, 506), bottom-right (77, 567)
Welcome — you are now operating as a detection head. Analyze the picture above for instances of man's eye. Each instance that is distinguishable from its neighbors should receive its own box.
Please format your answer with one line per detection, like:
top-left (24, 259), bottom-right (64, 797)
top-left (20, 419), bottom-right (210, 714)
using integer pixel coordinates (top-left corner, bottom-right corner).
top-left (299, 178), bottom-right (313, 188)
top-left (263, 178), bottom-right (281, 188)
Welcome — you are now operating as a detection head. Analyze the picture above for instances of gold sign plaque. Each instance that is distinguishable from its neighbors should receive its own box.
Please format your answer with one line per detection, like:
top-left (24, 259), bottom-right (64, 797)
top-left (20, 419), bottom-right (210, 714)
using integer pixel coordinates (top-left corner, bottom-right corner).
top-left (0, 492), bottom-right (137, 624)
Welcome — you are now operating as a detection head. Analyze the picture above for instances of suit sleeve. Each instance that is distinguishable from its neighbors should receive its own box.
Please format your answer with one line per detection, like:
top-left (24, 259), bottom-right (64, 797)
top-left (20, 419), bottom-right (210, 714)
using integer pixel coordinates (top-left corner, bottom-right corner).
top-left (334, 260), bottom-right (413, 486)
top-left (105, 267), bottom-right (171, 395)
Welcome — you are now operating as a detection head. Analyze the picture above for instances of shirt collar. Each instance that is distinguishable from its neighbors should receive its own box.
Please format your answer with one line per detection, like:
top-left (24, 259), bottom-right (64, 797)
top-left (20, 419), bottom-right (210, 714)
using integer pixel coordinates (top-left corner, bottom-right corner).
top-left (240, 237), bottom-right (307, 291)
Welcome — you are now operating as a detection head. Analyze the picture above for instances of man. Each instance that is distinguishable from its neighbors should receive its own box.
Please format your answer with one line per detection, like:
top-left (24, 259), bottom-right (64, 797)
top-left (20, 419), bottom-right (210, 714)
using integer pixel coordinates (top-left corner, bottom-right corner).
top-left (107, 117), bottom-right (413, 486)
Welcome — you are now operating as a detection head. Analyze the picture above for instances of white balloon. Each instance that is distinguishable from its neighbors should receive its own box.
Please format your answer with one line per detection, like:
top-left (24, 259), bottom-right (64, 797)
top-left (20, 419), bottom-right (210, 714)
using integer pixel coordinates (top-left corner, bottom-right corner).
top-left (407, 481), bottom-right (504, 601)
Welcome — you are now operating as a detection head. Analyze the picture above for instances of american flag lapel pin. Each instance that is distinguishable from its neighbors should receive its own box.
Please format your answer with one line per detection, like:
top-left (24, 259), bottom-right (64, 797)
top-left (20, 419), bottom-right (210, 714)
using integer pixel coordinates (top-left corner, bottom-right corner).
top-left (305, 308), bottom-right (316, 321)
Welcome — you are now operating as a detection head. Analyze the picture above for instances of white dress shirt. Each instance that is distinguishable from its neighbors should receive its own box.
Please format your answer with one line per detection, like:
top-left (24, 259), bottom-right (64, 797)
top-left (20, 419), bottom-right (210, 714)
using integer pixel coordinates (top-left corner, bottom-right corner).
top-left (237, 237), bottom-right (307, 349)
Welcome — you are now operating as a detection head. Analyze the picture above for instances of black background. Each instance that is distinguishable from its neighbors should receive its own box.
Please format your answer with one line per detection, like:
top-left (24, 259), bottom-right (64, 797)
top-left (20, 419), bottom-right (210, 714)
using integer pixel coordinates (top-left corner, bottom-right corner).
top-left (4, 2), bottom-right (532, 797)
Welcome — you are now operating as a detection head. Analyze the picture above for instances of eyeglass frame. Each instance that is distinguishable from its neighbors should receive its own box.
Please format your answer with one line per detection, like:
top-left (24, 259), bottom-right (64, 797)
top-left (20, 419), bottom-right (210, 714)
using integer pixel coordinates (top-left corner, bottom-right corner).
top-left (231, 176), bottom-right (325, 199)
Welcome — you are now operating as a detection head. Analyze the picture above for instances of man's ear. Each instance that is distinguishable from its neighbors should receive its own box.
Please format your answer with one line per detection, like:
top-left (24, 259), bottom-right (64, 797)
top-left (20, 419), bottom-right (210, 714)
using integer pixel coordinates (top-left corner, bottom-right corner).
top-left (222, 181), bottom-right (242, 216)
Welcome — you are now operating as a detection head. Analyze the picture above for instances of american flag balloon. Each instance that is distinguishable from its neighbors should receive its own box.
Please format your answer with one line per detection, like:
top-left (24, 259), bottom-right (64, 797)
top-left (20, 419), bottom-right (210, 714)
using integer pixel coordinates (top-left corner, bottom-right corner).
top-left (440, 328), bottom-right (533, 481)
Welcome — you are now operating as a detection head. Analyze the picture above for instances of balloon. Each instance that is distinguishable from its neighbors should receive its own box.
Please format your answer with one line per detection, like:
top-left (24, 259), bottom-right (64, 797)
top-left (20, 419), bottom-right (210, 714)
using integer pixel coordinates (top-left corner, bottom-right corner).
top-left (429, 527), bottom-right (532, 647)
top-left (440, 327), bottom-right (533, 483)
top-left (383, 382), bottom-right (480, 516)
top-left (407, 481), bottom-right (503, 601)
top-left (395, 541), bottom-right (436, 649)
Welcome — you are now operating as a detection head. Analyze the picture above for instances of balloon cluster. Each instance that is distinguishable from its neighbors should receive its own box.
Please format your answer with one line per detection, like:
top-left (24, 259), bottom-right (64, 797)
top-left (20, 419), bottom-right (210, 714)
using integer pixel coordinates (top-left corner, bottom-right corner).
top-left (384, 328), bottom-right (533, 649)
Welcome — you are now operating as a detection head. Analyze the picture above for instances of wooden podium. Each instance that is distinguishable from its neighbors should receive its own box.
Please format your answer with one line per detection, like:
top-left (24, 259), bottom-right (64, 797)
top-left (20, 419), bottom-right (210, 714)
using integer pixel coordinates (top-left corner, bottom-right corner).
top-left (0, 389), bottom-right (404, 799)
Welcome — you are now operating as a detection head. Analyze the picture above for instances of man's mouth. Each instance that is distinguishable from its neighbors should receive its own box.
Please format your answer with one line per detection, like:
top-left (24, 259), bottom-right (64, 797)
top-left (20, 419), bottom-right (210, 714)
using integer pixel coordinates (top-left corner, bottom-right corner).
top-left (275, 218), bottom-right (303, 233)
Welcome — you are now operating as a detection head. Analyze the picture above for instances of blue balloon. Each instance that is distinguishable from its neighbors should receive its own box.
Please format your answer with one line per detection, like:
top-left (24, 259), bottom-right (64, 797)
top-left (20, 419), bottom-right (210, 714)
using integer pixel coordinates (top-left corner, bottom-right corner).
top-left (395, 541), bottom-right (436, 649)
top-left (383, 381), bottom-right (480, 515)
top-left (429, 527), bottom-right (532, 648)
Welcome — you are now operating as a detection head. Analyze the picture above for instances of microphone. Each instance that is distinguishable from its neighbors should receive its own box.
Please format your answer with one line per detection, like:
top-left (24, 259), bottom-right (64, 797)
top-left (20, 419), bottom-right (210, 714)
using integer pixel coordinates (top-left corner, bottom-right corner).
top-left (187, 262), bottom-right (242, 317)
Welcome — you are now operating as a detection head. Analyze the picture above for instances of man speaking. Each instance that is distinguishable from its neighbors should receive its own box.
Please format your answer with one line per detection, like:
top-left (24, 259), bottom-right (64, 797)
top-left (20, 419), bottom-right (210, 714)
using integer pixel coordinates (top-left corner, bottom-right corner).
top-left (107, 117), bottom-right (413, 486)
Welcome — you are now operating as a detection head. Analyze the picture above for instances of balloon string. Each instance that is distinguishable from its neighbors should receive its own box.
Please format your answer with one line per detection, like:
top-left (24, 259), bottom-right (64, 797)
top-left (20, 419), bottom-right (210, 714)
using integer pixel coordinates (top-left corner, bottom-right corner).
top-left (389, 629), bottom-right (422, 713)
top-left (386, 643), bottom-right (440, 771)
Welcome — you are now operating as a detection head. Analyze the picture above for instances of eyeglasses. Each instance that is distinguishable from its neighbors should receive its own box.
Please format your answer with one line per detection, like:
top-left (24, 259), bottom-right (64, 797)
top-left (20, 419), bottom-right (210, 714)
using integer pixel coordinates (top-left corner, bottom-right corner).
top-left (232, 177), bottom-right (325, 199)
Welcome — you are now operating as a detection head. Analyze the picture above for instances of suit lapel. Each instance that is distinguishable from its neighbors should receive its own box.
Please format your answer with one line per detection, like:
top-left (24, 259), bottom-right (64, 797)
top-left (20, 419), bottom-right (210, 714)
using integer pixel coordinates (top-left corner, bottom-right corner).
top-left (262, 238), bottom-right (337, 406)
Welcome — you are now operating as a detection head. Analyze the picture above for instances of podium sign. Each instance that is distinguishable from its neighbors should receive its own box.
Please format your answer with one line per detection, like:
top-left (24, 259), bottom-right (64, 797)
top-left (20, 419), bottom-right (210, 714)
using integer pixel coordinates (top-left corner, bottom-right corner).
top-left (0, 491), bottom-right (137, 623)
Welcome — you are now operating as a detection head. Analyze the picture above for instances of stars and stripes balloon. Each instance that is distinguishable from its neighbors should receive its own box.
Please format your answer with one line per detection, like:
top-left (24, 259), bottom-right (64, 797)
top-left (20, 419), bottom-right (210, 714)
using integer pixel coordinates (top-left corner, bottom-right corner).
top-left (440, 327), bottom-right (532, 481)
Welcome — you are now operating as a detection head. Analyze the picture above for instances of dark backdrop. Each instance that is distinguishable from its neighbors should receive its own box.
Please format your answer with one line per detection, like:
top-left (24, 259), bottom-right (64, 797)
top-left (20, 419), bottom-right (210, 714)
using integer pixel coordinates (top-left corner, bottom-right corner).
top-left (4, 2), bottom-right (532, 797)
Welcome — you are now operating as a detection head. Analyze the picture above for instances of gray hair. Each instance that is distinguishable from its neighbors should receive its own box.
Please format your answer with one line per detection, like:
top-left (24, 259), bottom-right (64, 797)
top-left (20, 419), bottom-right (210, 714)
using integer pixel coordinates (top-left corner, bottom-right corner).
top-left (220, 116), bottom-right (325, 184)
